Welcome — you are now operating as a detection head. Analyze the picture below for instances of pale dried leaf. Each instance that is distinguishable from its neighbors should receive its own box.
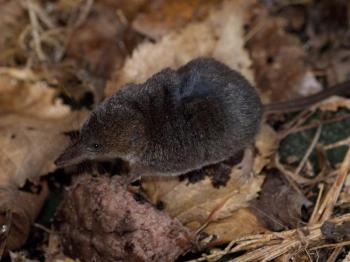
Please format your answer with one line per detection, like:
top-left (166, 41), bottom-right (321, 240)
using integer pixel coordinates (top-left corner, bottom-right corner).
top-left (0, 74), bottom-right (87, 251)
top-left (0, 76), bottom-right (87, 187)
top-left (254, 124), bottom-right (279, 172)
top-left (317, 96), bottom-right (350, 112)
top-left (171, 174), bottom-right (264, 224)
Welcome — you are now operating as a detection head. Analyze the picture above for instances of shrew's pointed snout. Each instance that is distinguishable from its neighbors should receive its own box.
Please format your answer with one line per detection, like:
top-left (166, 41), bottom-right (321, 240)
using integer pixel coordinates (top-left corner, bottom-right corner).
top-left (55, 142), bottom-right (87, 167)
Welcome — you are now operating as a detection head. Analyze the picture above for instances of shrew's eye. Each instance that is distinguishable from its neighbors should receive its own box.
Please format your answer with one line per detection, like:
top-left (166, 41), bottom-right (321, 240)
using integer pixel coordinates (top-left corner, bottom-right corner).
top-left (89, 143), bottom-right (102, 151)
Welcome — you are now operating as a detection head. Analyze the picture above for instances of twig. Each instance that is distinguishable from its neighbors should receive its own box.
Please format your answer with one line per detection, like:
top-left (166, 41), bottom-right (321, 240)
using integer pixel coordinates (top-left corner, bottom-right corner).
top-left (191, 214), bottom-right (350, 262)
top-left (33, 223), bottom-right (55, 234)
top-left (324, 137), bottom-right (350, 150)
top-left (275, 153), bottom-right (313, 185)
top-left (58, 0), bottom-right (95, 61)
top-left (250, 205), bottom-right (288, 230)
top-left (188, 214), bottom-right (350, 262)
top-left (30, 1), bottom-right (55, 29)
top-left (73, 0), bottom-right (94, 28)
top-left (26, 0), bottom-right (46, 61)
top-left (318, 147), bottom-right (350, 222)
top-left (282, 109), bottom-right (315, 131)
top-left (310, 240), bottom-right (350, 250)
top-left (308, 183), bottom-right (324, 225)
top-left (294, 125), bottom-right (322, 177)
top-left (327, 246), bottom-right (343, 262)
top-left (279, 114), bottom-right (350, 139)
top-left (244, 18), bottom-right (267, 43)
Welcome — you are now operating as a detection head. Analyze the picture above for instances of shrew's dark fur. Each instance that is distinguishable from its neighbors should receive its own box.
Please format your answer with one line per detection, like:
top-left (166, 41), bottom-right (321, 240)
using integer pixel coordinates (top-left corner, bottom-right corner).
top-left (55, 58), bottom-right (263, 176)
top-left (56, 57), bottom-right (350, 176)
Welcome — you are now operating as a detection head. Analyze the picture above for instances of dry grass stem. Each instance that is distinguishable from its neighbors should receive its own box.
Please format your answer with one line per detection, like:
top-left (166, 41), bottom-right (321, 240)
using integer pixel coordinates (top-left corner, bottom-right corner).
top-left (324, 137), bottom-right (350, 150)
top-left (327, 246), bottom-right (343, 262)
top-left (318, 147), bottom-right (350, 222)
top-left (190, 214), bottom-right (350, 262)
top-left (73, 0), bottom-right (94, 28)
top-left (294, 125), bottom-right (322, 177)
top-left (275, 154), bottom-right (313, 185)
top-left (279, 114), bottom-right (350, 139)
top-left (308, 183), bottom-right (324, 225)
top-left (26, 0), bottom-right (46, 61)
top-left (310, 240), bottom-right (350, 251)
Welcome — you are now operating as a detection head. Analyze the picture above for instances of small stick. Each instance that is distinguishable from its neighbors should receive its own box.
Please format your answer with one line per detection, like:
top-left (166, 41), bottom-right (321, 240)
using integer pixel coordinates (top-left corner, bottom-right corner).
top-left (26, 0), bottom-right (46, 61)
top-left (310, 240), bottom-right (350, 251)
top-left (274, 153), bottom-right (312, 185)
top-left (187, 214), bottom-right (350, 262)
top-left (324, 137), bottom-right (350, 150)
top-left (308, 183), bottom-right (324, 225)
top-left (327, 246), bottom-right (343, 262)
top-left (294, 125), bottom-right (322, 177)
top-left (73, 0), bottom-right (94, 28)
top-left (279, 114), bottom-right (350, 139)
top-left (319, 147), bottom-right (350, 222)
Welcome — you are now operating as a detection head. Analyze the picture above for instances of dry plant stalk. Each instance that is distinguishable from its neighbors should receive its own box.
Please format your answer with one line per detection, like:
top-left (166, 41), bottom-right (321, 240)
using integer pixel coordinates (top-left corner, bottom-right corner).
top-left (190, 213), bottom-right (350, 262)
top-left (315, 147), bottom-right (350, 223)
top-left (191, 144), bottom-right (350, 261)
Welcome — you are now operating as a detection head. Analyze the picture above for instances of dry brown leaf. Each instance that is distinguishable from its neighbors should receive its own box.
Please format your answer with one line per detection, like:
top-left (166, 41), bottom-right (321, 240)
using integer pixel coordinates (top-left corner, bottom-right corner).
top-left (306, 1), bottom-right (350, 86)
top-left (106, 0), bottom-right (255, 96)
top-left (0, 73), bottom-right (87, 251)
top-left (66, 3), bottom-right (132, 79)
top-left (142, 125), bottom-right (278, 243)
top-left (56, 0), bottom-right (147, 20)
top-left (132, 0), bottom-right (222, 40)
top-left (321, 221), bottom-right (350, 242)
top-left (88, 0), bottom-right (148, 19)
top-left (246, 4), bottom-right (321, 103)
top-left (0, 183), bottom-right (48, 250)
top-left (251, 171), bottom-right (311, 232)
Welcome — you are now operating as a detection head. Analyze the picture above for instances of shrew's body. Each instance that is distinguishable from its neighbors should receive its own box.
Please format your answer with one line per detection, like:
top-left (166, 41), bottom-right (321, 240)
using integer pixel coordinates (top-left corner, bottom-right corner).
top-left (55, 57), bottom-right (350, 179)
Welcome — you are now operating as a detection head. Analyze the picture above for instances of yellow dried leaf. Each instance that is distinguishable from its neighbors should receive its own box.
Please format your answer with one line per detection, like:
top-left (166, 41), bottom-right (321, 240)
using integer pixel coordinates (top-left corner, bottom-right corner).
top-left (204, 208), bottom-right (267, 245)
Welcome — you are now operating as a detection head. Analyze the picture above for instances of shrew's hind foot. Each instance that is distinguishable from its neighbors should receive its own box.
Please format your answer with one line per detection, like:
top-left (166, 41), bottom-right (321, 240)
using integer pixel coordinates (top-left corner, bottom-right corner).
top-left (236, 146), bottom-right (255, 184)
